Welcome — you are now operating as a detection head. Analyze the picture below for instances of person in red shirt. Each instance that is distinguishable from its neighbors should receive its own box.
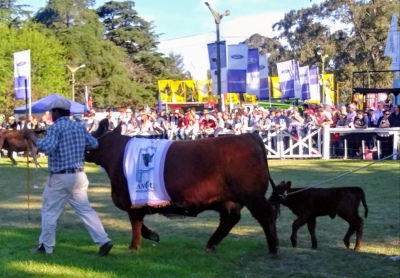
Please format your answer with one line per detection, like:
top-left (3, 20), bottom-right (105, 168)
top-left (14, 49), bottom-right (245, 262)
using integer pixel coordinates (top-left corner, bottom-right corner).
top-left (199, 112), bottom-right (217, 137)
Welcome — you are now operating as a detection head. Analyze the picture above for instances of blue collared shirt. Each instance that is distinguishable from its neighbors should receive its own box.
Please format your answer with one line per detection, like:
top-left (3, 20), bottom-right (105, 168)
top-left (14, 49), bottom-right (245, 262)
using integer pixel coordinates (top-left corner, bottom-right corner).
top-left (36, 116), bottom-right (98, 173)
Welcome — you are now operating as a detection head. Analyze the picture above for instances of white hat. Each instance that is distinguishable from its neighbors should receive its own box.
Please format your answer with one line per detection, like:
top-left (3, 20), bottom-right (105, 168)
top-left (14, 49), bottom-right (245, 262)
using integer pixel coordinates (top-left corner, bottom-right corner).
top-left (126, 108), bottom-right (133, 113)
top-left (9, 116), bottom-right (15, 120)
top-left (46, 98), bottom-right (71, 111)
top-left (174, 109), bottom-right (180, 113)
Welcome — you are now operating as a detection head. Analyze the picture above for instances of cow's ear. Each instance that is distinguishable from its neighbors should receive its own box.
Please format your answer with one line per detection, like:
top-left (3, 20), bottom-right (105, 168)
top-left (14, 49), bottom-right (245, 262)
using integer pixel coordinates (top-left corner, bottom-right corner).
top-left (286, 181), bottom-right (292, 188)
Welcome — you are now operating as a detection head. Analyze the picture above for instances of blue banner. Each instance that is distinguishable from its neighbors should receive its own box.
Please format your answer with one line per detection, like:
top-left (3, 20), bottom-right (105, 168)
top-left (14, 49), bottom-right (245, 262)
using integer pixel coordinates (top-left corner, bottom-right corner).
top-left (309, 66), bottom-right (320, 101)
top-left (207, 41), bottom-right (227, 70)
top-left (13, 50), bottom-right (31, 100)
top-left (246, 49), bottom-right (260, 96)
top-left (299, 66), bottom-right (310, 100)
top-left (259, 54), bottom-right (270, 100)
top-left (277, 60), bottom-right (295, 99)
top-left (227, 70), bottom-right (247, 93)
top-left (227, 44), bottom-right (248, 93)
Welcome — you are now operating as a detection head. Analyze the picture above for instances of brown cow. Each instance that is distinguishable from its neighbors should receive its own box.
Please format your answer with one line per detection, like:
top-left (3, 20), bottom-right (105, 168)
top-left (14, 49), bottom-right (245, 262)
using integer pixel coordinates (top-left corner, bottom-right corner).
top-left (85, 120), bottom-right (279, 257)
top-left (0, 129), bottom-right (44, 166)
top-left (269, 181), bottom-right (368, 250)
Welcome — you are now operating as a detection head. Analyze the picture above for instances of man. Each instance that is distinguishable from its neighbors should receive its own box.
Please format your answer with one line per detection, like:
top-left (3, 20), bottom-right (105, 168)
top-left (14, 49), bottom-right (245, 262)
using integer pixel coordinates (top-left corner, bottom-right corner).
top-left (388, 104), bottom-right (400, 127)
top-left (371, 101), bottom-right (385, 127)
top-left (17, 116), bottom-right (28, 130)
top-left (24, 98), bottom-right (113, 256)
top-left (6, 116), bottom-right (17, 130)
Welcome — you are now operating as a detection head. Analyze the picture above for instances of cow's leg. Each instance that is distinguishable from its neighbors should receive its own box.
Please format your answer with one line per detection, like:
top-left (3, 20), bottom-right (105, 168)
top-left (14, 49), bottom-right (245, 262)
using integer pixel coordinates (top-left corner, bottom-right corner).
top-left (205, 209), bottom-right (241, 251)
top-left (245, 197), bottom-right (279, 256)
top-left (343, 225), bottom-right (355, 249)
top-left (307, 218), bottom-right (318, 249)
top-left (127, 210), bottom-right (160, 251)
top-left (8, 151), bottom-right (18, 166)
top-left (290, 216), bottom-right (308, 248)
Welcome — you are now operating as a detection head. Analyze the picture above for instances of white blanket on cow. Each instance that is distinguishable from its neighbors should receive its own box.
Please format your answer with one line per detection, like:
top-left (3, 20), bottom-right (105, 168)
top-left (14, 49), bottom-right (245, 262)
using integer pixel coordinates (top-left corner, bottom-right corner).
top-left (123, 138), bottom-right (173, 208)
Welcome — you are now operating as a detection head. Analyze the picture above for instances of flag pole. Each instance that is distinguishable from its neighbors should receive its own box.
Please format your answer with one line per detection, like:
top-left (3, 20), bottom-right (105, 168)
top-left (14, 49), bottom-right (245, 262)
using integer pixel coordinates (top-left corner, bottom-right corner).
top-left (25, 79), bottom-right (30, 220)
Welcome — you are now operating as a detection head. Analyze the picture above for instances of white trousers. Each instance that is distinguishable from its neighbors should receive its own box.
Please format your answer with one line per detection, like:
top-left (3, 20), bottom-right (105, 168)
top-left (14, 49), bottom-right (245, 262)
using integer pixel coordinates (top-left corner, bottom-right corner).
top-left (39, 172), bottom-right (111, 253)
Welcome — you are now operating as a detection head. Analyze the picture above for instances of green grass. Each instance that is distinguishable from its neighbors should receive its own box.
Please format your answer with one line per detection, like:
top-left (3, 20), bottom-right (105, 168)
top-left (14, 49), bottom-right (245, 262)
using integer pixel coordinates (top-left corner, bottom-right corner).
top-left (0, 157), bottom-right (399, 278)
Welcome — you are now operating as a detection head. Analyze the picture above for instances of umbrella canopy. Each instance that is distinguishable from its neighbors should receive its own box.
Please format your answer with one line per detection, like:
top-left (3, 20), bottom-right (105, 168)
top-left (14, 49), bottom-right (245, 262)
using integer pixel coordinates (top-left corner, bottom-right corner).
top-left (14, 93), bottom-right (86, 114)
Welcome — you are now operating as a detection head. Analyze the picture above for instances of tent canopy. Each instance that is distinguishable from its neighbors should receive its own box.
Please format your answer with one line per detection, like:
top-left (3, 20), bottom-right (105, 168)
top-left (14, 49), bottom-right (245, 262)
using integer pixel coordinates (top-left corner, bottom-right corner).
top-left (14, 93), bottom-right (86, 114)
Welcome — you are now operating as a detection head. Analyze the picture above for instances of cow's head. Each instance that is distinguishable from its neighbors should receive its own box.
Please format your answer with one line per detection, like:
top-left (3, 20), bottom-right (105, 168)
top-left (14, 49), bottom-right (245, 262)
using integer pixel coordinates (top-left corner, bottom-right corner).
top-left (268, 180), bottom-right (292, 216)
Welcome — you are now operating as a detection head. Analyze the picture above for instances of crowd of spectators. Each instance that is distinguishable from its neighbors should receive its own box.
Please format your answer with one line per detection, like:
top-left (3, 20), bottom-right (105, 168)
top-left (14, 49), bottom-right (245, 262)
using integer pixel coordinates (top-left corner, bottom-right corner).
top-left (1, 100), bottom-right (399, 158)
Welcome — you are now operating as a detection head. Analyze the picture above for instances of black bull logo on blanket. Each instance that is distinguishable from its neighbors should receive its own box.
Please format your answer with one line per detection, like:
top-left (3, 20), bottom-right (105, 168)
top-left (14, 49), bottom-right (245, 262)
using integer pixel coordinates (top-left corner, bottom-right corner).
top-left (142, 153), bottom-right (154, 167)
top-left (85, 118), bottom-right (279, 258)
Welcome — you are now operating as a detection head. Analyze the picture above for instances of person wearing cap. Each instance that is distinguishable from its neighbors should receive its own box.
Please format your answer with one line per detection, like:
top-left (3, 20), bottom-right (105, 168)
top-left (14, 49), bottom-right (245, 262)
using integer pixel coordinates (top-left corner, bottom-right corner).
top-left (17, 116), bottom-right (28, 130)
top-left (6, 116), bottom-right (17, 130)
top-left (371, 101), bottom-right (385, 127)
top-left (24, 97), bottom-right (113, 256)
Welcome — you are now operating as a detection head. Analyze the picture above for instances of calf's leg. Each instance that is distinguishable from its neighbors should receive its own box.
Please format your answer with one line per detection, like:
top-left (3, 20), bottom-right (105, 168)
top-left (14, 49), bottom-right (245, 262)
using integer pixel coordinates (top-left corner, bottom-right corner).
top-left (290, 216), bottom-right (308, 248)
top-left (7, 151), bottom-right (18, 166)
top-left (245, 197), bottom-right (279, 256)
top-left (307, 218), bottom-right (318, 249)
top-left (340, 212), bottom-right (364, 250)
top-left (205, 209), bottom-right (241, 251)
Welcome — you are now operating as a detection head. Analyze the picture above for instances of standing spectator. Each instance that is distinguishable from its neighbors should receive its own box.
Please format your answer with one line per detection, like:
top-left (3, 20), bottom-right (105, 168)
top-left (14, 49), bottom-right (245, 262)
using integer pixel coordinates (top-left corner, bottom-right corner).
top-left (335, 114), bottom-right (350, 156)
top-left (25, 98), bottom-right (113, 256)
top-left (314, 104), bottom-right (333, 127)
top-left (126, 117), bottom-right (140, 135)
top-left (377, 110), bottom-right (393, 157)
top-left (347, 103), bottom-right (357, 127)
top-left (366, 107), bottom-right (377, 151)
top-left (199, 112), bottom-right (218, 137)
top-left (232, 112), bottom-right (249, 135)
top-left (139, 114), bottom-right (153, 133)
top-left (353, 110), bottom-right (369, 156)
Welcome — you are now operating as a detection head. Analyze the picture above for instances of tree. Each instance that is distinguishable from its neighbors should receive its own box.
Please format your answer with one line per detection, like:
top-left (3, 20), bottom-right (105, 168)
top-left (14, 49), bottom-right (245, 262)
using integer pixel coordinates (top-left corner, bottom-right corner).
top-left (272, 0), bottom-right (398, 102)
top-left (0, 0), bottom-right (31, 27)
top-left (0, 22), bottom-right (67, 116)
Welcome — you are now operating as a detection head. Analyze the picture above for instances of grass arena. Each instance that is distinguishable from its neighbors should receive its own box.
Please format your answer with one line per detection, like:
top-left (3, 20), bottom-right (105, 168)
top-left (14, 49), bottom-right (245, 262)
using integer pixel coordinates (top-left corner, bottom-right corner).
top-left (0, 157), bottom-right (399, 278)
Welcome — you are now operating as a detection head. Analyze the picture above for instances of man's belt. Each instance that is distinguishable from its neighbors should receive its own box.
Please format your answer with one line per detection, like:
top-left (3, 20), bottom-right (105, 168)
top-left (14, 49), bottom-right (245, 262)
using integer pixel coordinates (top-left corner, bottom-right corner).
top-left (52, 168), bottom-right (84, 174)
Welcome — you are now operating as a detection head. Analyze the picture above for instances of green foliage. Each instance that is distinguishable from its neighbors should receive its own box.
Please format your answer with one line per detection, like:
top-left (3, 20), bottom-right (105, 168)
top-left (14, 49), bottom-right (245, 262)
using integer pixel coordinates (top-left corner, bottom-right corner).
top-left (0, 22), bottom-right (67, 116)
top-left (0, 159), bottom-right (399, 277)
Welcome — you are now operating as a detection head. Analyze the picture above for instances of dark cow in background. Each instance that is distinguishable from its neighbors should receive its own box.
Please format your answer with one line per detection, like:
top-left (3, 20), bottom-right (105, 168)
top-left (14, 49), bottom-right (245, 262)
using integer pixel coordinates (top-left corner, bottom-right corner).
top-left (269, 181), bottom-right (368, 250)
top-left (0, 129), bottom-right (45, 166)
top-left (85, 119), bottom-right (279, 257)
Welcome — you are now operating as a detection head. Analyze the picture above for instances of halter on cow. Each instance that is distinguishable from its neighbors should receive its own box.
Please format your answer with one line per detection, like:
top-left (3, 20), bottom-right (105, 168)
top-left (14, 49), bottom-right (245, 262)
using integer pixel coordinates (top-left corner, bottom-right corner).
top-left (86, 119), bottom-right (279, 257)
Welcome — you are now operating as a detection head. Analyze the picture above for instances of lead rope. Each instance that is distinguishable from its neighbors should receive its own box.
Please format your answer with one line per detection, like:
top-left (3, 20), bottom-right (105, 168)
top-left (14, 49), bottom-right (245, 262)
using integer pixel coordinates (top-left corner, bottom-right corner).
top-left (281, 152), bottom-right (399, 200)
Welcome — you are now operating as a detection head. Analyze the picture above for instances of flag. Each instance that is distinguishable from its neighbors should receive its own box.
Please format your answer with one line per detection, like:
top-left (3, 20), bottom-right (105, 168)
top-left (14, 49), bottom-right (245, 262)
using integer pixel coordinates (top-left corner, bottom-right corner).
top-left (271, 76), bottom-right (282, 98)
top-left (157, 92), bottom-right (162, 112)
top-left (171, 81), bottom-right (186, 103)
top-left (276, 60), bottom-right (300, 99)
top-left (384, 13), bottom-right (399, 58)
top-left (322, 74), bottom-right (335, 104)
top-left (259, 54), bottom-right (271, 100)
top-left (13, 50), bottom-right (31, 100)
top-left (207, 41), bottom-right (228, 96)
top-left (185, 80), bottom-right (198, 102)
top-left (196, 80), bottom-right (211, 102)
top-left (157, 80), bottom-right (172, 103)
top-left (227, 44), bottom-right (248, 93)
top-left (299, 66), bottom-right (311, 100)
top-left (246, 48), bottom-right (260, 96)
top-left (309, 66), bottom-right (321, 101)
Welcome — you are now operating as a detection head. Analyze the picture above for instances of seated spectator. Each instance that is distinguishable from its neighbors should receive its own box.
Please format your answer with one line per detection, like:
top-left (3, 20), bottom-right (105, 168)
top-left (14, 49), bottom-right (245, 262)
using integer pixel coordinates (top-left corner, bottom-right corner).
top-left (174, 109), bottom-right (186, 140)
top-left (199, 112), bottom-right (218, 137)
top-left (140, 114), bottom-right (154, 133)
top-left (388, 104), bottom-right (400, 127)
top-left (377, 110), bottom-right (392, 157)
top-left (232, 112), bottom-right (249, 135)
top-left (6, 116), bottom-right (17, 130)
top-left (126, 117), bottom-right (140, 135)
top-left (17, 116), bottom-right (28, 130)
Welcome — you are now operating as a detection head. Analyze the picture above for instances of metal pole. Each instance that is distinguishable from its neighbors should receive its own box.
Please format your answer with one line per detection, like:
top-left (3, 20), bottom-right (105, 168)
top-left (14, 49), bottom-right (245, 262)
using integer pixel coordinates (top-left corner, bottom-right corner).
top-left (321, 57), bottom-right (325, 104)
top-left (72, 71), bottom-right (75, 101)
top-left (216, 22), bottom-right (222, 112)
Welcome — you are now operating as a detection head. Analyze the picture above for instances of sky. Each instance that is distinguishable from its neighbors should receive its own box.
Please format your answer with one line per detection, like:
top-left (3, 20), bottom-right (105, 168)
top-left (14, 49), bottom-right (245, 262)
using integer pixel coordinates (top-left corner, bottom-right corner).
top-left (23, 0), bottom-right (325, 80)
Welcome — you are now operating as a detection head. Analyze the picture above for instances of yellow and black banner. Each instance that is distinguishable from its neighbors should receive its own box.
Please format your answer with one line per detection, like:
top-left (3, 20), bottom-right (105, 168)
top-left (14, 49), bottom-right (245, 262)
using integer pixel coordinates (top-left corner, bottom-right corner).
top-left (171, 81), bottom-right (186, 103)
top-left (271, 76), bottom-right (282, 98)
top-left (157, 80), bottom-right (172, 103)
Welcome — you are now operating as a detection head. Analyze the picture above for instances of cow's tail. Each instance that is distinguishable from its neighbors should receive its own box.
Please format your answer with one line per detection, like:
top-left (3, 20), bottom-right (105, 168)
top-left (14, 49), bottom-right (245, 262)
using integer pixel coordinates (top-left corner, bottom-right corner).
top-left (359, 188), bottom-right (368, 219)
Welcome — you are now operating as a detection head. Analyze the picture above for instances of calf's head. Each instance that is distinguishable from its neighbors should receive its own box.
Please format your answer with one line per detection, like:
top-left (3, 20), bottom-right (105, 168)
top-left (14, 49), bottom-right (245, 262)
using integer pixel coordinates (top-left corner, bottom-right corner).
top-left (268, 180), bottom-right (292, 213)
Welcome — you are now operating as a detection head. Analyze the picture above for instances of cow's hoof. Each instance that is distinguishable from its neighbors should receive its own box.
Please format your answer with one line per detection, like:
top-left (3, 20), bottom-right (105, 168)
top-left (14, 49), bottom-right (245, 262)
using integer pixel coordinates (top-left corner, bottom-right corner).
top-left (354, 246), bottom-right (361, 251)
top-left (268, 253), bottom-right (278, 259)
top-left (149, 231), bottom-right (160, 242)
top-left (311, 245), bottom-right (317, 249)
top-left (204, 246), bottom-right (216, 252)
top-left (128, 245), bottom-right (140, 252)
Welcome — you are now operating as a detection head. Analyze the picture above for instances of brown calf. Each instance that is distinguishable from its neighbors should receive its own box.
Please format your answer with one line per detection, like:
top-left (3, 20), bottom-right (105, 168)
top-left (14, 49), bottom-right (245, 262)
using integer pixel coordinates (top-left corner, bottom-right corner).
top-left (269, 181), bottom-right (368, 250)
top-left (0, 129), bottom-right (44, 166)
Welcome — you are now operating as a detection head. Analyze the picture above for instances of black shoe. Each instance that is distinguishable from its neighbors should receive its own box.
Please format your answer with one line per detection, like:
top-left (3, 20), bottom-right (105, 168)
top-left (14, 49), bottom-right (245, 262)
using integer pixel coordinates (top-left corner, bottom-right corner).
top-left (97, 241), bottom-right (113, 256)
top-left (30, 244), bottom-right (47, 254)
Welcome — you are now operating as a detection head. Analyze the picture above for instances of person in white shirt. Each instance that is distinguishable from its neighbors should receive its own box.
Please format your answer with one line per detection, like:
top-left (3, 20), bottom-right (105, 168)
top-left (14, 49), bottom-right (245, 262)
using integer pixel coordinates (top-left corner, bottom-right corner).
top-left (371, 101), bottom-right (385, 127)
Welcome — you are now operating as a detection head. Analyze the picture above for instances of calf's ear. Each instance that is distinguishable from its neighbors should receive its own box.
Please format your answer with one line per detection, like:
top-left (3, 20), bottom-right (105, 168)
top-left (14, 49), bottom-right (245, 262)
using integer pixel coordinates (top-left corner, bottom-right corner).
top-left (286, 181), bottom-right (292, 188)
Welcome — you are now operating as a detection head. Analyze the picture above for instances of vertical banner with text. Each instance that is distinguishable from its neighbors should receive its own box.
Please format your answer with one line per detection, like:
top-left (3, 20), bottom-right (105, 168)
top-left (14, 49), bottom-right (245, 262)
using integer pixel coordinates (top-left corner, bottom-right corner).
top-left (246, 48), bottom-right (260, 96)
top-left (227, 44), bottom-right (248, 93)
top-left (13, 50), bottom-right (31, 100)
top-left (207, 41), bottom-right (227, 95)
top-left (299, 66), bottom-right (311, 100)
top-left (309, 66), bottom-right (321, 102)
top-left (259, 54), bottom-right (270, 100)
top-left (276, 60), bottom-right (300, 99)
